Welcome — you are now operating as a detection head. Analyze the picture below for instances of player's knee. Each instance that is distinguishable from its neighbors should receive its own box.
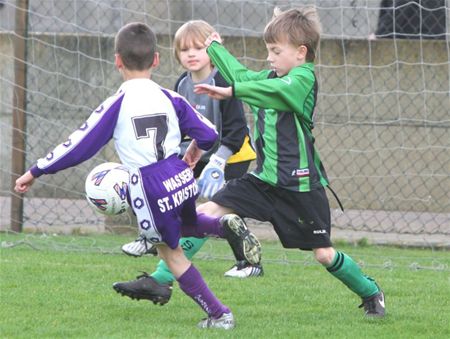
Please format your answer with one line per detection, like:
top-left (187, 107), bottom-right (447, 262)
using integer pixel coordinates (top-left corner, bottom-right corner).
top-left (313, 247), bottom-right (335, 266)
top-left (196, 201), bottom-right (229, 216)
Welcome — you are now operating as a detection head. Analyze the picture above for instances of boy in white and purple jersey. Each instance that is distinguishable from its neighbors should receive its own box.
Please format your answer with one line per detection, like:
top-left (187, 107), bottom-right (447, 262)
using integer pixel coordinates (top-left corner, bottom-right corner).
top-left (15, 22), bottom-right (235, 330)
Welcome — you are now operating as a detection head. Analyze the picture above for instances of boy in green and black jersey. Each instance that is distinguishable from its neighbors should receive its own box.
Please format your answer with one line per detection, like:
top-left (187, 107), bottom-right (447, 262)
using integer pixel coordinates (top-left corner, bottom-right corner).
top-left (195, 7), bottom-right (386, 317)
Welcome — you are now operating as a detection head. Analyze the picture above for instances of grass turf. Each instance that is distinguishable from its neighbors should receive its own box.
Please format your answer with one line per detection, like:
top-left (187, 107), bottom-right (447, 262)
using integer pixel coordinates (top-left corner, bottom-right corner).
top-left (1, 233), bottom-right (449, 338)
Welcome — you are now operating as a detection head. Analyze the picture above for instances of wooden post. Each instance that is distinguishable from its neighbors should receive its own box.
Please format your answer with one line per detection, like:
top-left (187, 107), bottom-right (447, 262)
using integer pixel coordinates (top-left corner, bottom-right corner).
top-left (10, 0), bottom-right (29, 232)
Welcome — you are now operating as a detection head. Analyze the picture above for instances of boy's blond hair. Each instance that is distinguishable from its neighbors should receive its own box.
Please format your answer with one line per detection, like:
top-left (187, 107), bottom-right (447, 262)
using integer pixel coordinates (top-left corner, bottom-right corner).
top-left (173, 20), bottom-right (215, 63)
top-left (264, 7), bottom-right (321, 62)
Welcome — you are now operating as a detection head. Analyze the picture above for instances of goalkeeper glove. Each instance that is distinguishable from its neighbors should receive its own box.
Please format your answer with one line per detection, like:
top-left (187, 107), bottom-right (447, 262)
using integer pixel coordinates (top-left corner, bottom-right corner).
top-left (197, 154), bottom-right (226, 199)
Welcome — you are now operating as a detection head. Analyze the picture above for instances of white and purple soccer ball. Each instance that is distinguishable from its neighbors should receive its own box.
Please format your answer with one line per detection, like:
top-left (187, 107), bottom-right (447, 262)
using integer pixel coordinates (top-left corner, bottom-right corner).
top-left (85, 162), bottom-right (130, 216)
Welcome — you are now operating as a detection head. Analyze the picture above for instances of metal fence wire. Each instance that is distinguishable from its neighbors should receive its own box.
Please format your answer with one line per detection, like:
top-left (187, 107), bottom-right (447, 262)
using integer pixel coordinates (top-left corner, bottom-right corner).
top-left (1, 0), bottom-right (449, 245)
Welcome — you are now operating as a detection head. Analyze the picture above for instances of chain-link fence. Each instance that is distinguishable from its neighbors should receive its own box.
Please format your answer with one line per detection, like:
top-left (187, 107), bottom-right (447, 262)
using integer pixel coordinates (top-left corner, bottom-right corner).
top-left (1, 0), bottom-right (449, 245)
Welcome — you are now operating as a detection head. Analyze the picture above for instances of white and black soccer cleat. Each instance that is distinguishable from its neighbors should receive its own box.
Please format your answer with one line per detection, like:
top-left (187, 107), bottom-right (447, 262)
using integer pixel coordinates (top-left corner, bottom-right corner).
top-left (197, 312), bottom-right (235, 330)
top-left (121, 234), bottom-right (157, 257)
top-left (224, 260), bottom-right (264, 278)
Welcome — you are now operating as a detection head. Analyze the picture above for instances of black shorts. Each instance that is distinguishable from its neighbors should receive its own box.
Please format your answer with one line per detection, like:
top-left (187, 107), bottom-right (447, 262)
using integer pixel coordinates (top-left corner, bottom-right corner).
top-left (193, 160), bottom-right (252, 181)
top-left (211, 174), bottom-right (332, 250)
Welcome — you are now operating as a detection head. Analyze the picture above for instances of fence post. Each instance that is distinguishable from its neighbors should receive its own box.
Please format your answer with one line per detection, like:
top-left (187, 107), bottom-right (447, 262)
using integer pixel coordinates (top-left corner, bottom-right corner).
top-left (10, 0), bottom-right (29, 232)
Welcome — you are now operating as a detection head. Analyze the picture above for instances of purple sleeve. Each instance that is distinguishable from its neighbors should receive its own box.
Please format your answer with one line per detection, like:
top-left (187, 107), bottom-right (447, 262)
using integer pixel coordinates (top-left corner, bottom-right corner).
top-left (161, 89), bottom-right (218, 151)
top-left (30, 93), bottom-right (124, 178)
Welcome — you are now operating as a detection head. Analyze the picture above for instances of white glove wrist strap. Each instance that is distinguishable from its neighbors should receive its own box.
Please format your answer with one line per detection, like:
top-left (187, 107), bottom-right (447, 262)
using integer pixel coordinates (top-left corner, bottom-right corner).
top-left (209, 154), bottom-right (226, 169)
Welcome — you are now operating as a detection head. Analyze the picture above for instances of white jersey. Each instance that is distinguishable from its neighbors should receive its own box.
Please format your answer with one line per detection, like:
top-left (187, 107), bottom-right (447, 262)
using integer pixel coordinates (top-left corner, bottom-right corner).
top-left (30, 78), bottom-right (218, 177)
top-left (114, 79), bottom-right (183, 168)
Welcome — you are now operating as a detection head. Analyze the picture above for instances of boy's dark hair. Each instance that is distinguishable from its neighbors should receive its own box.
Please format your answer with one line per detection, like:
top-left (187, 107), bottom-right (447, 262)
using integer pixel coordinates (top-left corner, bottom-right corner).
top-left (115, 22), bottom-right (157, 70)
top-left (264, 7), bottom-right (321, 62)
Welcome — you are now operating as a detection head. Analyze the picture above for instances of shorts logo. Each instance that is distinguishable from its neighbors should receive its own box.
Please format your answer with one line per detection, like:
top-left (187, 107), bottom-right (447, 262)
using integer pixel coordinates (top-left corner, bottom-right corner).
top-left (313, 229), bottom-right (327, 234)
top-left (292, 168), bottom-right (309, 177)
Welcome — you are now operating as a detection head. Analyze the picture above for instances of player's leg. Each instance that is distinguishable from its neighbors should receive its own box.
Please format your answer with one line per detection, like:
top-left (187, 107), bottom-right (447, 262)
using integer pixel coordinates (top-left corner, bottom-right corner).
top-left (120, 209), bottom-right (233, 301)
top-left (198, 199), bottom-right (263, 267)
top-left (315, 247), bottom-right (385, 317)
top-left (210, 162), bottom-right (265, 277)
top-left (305, 189), bottom-right (385, 317)
top-left (151, 236), bottom-right (207, 284)
top-left (207, 174), bottom-right (273, 271)
top-left (148, 209), bottom-right (228, 284)
top-left (121, 212), bottom-right (221, 257)
top-left (272, 186), bottom-right (385, 317)
top-left (157, 243), bottom-right (235, 329)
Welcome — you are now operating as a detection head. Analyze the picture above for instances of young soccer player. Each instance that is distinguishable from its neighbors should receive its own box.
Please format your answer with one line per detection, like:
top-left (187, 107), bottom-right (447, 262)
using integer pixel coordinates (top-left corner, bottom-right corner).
top-left (14, 22), bottom-right (235, 329)
top-left (121, 20), bottom-right (263, 282)
top-left (194, 7), bottom-right (386, 317)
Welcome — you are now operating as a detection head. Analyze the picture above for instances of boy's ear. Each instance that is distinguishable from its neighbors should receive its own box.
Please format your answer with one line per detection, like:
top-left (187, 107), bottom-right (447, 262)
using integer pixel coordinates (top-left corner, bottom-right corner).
top-left (115, 53), bottom-right (123, 70)
top-left (151, 52), bottom-right (160, 68)
top-left (297, 45), bottom-right (308, 60)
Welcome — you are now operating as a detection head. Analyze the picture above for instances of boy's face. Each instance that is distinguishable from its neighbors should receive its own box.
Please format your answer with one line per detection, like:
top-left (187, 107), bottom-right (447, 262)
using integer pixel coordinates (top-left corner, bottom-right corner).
top-left (266, 40), bottom-right (307, 77)
top-left (178, 41), bottom-right (211, 73)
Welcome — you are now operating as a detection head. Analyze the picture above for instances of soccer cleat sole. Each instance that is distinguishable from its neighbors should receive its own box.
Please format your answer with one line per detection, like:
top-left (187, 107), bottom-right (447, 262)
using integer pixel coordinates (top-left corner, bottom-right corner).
top-left (224, 265), bottom-right (264, 278)
top-left (224, 216), bottom-right (261, 265)
top-left (112, 283), bottom-right (171, 306)
top-left (121, 245), bottom-right (158, 257)
top-left (121, 250), bottom-right (143, 258)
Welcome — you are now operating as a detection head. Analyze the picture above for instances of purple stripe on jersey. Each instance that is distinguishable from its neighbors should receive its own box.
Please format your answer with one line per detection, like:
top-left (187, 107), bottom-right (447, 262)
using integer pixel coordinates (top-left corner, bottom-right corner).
top-left (32, 94), bottom-right (124, 177)
top-left (160, 88), bottom-right (218, 151)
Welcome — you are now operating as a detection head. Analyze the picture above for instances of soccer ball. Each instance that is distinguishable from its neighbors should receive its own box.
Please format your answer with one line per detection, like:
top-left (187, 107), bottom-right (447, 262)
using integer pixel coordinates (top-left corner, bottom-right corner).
top-left (85, 162), bottom-right (130, 216)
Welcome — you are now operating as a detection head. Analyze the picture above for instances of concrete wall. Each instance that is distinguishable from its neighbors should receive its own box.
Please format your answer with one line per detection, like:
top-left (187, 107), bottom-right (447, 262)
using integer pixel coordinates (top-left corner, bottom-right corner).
top-left (1, 32), bottom-right (449, 216)
top-left (0, 0), bottom-right (384, 37)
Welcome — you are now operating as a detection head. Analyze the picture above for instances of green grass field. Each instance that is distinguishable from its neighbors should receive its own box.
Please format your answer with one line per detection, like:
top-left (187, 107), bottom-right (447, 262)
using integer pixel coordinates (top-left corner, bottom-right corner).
top-left (1, 233), bottom-right (449, 338)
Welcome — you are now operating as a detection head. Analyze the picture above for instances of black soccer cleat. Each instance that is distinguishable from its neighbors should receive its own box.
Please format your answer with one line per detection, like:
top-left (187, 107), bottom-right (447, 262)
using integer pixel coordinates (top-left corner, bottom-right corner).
top-left (220, 214), bottom-right (262, 265)
top-left (113, 272), bottom-right (173, 306)
top-left (359, 289), bottom-right (386, 317)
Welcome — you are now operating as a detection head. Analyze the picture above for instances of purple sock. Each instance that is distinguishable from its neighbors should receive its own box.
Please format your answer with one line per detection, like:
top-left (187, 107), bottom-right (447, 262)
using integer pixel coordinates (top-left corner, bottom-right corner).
top-left (177, 264), bottom-right (230, 318)
top-left (181, 213), bottom-right (224, 238)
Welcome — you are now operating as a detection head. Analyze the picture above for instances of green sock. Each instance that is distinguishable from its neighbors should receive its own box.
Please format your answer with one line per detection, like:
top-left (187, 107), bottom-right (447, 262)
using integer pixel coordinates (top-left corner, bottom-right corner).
top-left (326, 251), bottom-right (379, 298)
top-left (150, 237), bottom-right (208, 284)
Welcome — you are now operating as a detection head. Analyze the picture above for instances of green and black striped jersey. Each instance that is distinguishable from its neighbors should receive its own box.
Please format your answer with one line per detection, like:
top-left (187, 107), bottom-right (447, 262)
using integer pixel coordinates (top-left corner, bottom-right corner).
top-left (207, 41), bottom-right (329, 192)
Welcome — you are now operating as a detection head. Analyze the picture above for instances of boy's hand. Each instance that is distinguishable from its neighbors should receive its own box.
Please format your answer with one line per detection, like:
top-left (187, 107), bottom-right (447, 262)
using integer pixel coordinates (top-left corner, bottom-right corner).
top-left (197, 154), bottom-right (226, 199)
top-left (194, 84), bottom-right (232, 100)
top-left (14, 171), bottom-right (35, 193)
top-left (183, 140), bottom-right (204, 169)
top-left (204, 32), bottom-right (222, 47)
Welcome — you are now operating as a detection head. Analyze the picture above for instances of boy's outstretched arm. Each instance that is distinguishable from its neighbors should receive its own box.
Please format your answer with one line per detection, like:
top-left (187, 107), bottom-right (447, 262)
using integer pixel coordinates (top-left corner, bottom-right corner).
top-left (194, 84), bottom-right (232, 100)
top-left (204, 34), bottom-right (269, 84)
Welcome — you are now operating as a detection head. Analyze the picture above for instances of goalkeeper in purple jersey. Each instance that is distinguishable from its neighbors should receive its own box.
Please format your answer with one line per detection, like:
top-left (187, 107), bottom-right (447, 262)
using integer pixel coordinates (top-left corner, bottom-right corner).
top-left (15, 22), bottom-right (236, 329)
top-left (194, 7), bottom-right (386, 318)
